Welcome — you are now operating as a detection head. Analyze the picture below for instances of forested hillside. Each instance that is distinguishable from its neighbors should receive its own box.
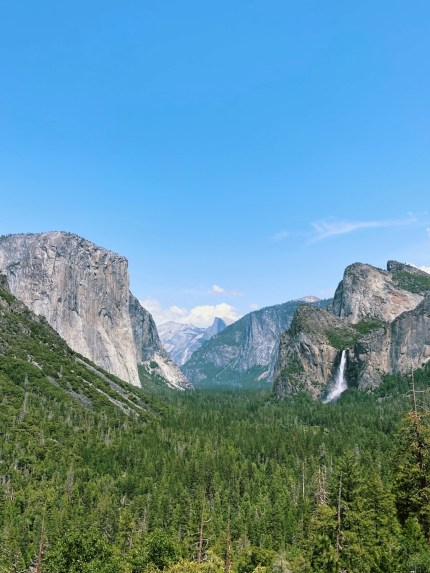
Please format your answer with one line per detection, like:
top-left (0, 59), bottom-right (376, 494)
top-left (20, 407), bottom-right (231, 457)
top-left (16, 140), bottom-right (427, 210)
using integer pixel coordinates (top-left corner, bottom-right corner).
top-left (1, 277), bottom-right (430, 572)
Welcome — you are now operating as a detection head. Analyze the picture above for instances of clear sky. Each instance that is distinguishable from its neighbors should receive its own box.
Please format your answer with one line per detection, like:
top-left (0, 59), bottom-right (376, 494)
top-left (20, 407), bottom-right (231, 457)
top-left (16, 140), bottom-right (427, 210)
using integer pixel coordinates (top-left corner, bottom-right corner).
top-left (1, 1), bottom-right (429, 326)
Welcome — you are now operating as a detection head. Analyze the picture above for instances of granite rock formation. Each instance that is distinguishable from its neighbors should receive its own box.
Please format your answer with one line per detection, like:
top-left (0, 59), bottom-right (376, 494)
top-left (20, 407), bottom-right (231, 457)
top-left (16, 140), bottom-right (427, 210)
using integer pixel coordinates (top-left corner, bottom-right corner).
top-left (274, 261), bottom-right (430, 398)
top-left (0, 232), bottom-right (189, 389)
top-left (129, 294), bottom-right (191, 389)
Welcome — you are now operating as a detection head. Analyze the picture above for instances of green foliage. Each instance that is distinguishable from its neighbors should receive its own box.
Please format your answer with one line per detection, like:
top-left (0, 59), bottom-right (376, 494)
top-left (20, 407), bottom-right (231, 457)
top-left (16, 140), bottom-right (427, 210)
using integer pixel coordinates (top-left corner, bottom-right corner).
top-left (280, 358), bottom-right (303, 379)
top-left (392, 270), bottom-right (430, 293)
top-left (145, 529), bottom-right (181, 569)
top-left (324, 328), bottom-right (358, 350)
top-left (0, 286), bottom-right (14, 304)
top-left (352, 317), bottom-right (386, 335)
top-left (394, 410), bottom-right (430, 536)
top-left (45, 530), bottom-right (121, 573)
top-left (1, 284), bottom-right (429, 571)
top-left (325, 318), bottom-right (385, 351)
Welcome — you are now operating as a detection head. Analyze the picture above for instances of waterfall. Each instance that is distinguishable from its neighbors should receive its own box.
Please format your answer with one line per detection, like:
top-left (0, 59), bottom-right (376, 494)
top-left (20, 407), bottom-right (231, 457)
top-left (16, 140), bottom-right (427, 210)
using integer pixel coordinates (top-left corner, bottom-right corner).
top-left (323, 350), bottom-right (348, 403)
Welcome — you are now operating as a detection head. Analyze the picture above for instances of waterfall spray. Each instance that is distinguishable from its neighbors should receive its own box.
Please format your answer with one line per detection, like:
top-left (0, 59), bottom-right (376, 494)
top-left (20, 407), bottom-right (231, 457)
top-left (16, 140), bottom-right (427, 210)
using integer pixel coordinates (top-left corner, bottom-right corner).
top-left (323, 350), bottom-right (348, 403)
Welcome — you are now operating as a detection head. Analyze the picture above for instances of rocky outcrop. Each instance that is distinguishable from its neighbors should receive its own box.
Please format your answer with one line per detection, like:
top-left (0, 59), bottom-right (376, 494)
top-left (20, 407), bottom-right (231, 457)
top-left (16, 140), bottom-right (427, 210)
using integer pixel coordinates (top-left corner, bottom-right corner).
top-left (0, 232), bottom-right (140, 386)
top-left (129, 294), bottom-right (191, 389)
top-left (273, 305), bottom-right (357, 399)
top-left (332, 263), bottom-right (424, 323)
top-left (0, 232), bottom-right (190, 389)
top-left (183, 299), bottom-right (330, 387)
top-left (350, 295), bottom-right (430, 389)
top-left (203, 317), bottom-right (227, 341)
top-left (274, 261), bottom-right (430, 398)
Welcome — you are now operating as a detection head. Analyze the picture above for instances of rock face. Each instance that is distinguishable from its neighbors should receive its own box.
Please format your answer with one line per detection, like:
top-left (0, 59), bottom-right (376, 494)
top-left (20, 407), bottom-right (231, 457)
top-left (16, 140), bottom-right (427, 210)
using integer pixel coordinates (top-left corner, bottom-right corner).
top-left (158, 318), bottom-right (227, 367)
top-left (203, 317), bottom-right (227, 341)
top-left (0, 232), bottom-right (140, 386)
top-left (159, 322), bottom-right (205, 366)
top-left (0, 275), bottom-right (159, 419)
top-left (332, 262), bottom-right (424, 323)
top-left (183, 299), bottom-right (330, 387)
top-left (351, 295), bottom-right (430, 389)
top-left (274, 261), bottom-right (430, 398)
top-left (129, 294), bottom-right (191, 389)
top-left (0, 232), bottom-right (189, 389)
top-left (273, 305), bottom-right (357, 399)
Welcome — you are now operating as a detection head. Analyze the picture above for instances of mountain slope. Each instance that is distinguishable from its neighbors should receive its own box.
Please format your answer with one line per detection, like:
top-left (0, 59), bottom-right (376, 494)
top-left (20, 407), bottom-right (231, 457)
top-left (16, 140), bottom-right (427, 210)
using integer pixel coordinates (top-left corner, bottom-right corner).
top-left (158, 317), bottom-right (227, 366)
top-left (0, 273), bottom-right (160, 419)
top-left (129, 294), bottom-right (192, 389)
top-left (182, 298), bottom-right (329, 387)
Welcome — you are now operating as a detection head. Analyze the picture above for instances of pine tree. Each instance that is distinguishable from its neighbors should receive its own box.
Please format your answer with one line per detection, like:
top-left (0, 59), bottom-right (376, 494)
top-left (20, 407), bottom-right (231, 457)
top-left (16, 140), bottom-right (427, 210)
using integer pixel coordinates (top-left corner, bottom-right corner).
top-left (394, 408), bottom-right (430, 538)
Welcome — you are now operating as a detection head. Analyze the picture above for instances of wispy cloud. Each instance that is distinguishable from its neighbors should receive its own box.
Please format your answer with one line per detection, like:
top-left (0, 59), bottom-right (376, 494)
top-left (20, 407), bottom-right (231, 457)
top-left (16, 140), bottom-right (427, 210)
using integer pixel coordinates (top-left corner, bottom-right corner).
top-left (208, 284), bottom-right (243, 296)
top-left (140, 298), bottom-right (241, 328)
top-left (209, 284), bottom-right (224, 294)
top-left (271, 230), bottom-right (292, 242)
top-left (309, 214), bottom-right (416, 244)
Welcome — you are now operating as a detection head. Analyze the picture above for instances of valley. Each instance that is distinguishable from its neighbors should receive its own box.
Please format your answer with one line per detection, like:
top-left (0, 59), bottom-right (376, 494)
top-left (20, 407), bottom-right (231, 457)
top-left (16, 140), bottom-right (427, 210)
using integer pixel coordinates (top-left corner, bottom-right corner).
top-left (0, 233), bottom-right (429, 572)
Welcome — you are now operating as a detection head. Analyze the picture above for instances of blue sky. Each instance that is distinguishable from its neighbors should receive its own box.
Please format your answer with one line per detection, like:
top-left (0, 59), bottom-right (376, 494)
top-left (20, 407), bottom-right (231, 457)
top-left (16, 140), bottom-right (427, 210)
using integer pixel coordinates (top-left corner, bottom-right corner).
top-left (1, 1), bottom-right (429, 326)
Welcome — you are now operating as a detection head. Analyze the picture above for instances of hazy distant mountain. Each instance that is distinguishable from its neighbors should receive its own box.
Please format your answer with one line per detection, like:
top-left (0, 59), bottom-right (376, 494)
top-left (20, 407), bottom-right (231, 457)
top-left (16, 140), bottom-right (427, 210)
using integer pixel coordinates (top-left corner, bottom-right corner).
top-left (182, 298), bottom-right (329, 387)
top-left (159, 317), bottom-right (227, 366)
top-left (203, 317), bottom-right (227, 340)
top-left (300, 295), bottom-right (321, 303)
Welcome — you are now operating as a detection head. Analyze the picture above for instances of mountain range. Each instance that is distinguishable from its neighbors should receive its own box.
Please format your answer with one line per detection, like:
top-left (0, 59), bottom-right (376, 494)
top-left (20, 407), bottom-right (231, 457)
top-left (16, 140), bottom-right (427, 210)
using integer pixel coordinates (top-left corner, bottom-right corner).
top-left (158, 317), bottom-right (227, 366)
top-left (1, 231), bottom-right (428, 400)
top-left (182, 298), bottom-right (330, 387)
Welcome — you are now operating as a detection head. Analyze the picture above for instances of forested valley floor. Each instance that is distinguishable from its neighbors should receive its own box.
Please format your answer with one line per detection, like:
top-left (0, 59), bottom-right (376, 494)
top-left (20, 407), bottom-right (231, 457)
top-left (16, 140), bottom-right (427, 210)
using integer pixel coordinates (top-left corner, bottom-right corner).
top-left (2, 359), bottom-right (430, 573)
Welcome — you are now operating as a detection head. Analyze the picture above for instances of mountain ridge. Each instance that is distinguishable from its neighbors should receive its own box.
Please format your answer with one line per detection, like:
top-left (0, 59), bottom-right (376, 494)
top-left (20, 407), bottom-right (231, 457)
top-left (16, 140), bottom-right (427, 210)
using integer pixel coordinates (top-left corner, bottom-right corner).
top-left (182, 298), bottom-right (330, 387)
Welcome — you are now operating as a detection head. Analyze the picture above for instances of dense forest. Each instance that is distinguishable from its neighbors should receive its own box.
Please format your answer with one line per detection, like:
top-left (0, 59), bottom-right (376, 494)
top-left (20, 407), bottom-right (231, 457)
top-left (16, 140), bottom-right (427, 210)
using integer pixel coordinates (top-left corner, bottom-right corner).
top-left (1, 284), bottom-right (430, 572)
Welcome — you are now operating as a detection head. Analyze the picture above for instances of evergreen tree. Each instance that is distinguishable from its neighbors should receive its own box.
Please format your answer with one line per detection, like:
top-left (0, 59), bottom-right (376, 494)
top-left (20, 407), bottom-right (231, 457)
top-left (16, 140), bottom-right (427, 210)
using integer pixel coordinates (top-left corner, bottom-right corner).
top-left (394, 410), bottom-right (430, 538)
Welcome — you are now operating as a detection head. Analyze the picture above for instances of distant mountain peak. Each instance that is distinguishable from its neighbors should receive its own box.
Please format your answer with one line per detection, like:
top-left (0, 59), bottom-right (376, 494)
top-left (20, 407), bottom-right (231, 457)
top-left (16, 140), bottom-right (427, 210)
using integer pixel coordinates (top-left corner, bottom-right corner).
top-left (299, 296), bottom-right (321, 303)
top-left (203, 317), bottom-right (227, 340)
top-left (158, 318), bottom-right (227, 366)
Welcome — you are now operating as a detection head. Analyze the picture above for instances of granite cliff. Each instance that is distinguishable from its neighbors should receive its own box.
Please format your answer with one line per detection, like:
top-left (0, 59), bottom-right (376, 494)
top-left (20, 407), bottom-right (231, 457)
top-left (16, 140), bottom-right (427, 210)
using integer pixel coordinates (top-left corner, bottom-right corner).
top-left (129, 293), bottom-right (191, 389)
top-left (0, 232), bottom-right (189, 389)
top-left (273, 261), bottom-right (430, 399)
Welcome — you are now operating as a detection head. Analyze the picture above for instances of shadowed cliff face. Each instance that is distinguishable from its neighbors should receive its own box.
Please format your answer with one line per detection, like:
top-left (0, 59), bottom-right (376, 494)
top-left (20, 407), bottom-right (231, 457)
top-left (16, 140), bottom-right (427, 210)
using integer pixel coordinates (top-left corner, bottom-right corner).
top-left (351, 294), bottom-right (430, 389)
top-left (0, 232), bottom-right (190, 389)
top-left (274, 261), bottom-right (430, 398)
top-left (129, 294), bottom-right (192, 389)
top-left (272, 305), bottom-right (357, 399)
